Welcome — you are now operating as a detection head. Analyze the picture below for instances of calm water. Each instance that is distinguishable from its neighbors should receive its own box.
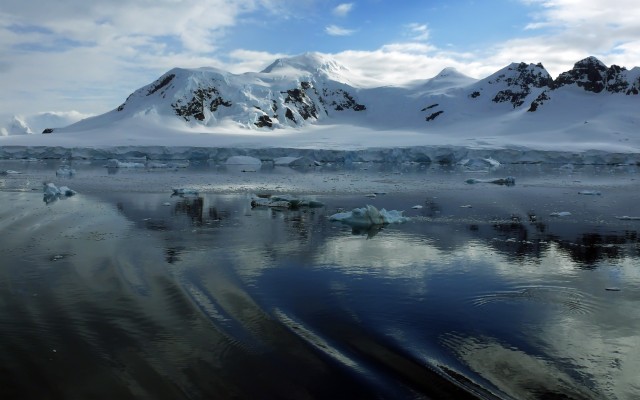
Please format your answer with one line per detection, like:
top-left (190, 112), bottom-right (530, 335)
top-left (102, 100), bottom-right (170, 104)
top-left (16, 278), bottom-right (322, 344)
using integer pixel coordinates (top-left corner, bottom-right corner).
top-left (1, 163), bottom-right (640, 399)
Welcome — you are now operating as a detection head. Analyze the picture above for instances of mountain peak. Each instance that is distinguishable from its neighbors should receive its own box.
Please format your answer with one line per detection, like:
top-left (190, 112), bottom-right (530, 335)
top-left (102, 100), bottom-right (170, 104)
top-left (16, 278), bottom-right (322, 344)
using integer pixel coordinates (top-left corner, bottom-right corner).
top-left (261, 52), bottom-right (349, 76)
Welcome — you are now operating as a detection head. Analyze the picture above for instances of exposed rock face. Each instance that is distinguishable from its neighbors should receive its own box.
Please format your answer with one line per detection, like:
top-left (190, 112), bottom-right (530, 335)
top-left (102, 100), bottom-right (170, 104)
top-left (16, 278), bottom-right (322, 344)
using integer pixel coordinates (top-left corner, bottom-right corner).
top-left (172, 87), bottom-right (233, 121)
top-left (552, 57), bottom-right (638, 94)
top-left (488, 62), bottom-right (553, 108)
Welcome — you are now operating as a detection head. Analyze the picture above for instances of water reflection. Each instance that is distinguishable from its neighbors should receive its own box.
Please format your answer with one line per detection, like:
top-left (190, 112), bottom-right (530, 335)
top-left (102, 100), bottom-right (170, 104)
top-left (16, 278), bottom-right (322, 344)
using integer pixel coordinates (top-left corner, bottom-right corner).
top-left (1, 190), bottom-right (640, 399)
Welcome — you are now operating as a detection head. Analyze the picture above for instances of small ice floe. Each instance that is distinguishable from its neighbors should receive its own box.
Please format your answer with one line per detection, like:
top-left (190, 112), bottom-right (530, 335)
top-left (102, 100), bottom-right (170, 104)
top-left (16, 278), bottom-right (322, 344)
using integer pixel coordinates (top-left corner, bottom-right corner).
top-left (172, 188), bottom-right (199, 197)
top-left (0, 170), bottom-right (22, 175)
top-left (550, 211), bottom-right (572, 217)
top-left (43, 182), bottom-right (76, 204)
top-left (364, 193), bottom-right (377, 198)
top-left (412, 205), bottom-right (423, 209)
top-left (55, 165), bottom-right (76, 177)
top-left (459, 158), bottom-right (501, 170)
top-left (578, 190), bottom-right (601, 196)
top-left (615, 216), bottom-right (640, 221)
top-left (106, 159), bottom-right (145, 168)
top-left (465, 176), bottom-right (515, 186)
top-left (250, 194), bottom-right (324, 209)
top-left (460, 204), bottom-right (473, 208)
top-left (329, 204), bottom-right (409, 227)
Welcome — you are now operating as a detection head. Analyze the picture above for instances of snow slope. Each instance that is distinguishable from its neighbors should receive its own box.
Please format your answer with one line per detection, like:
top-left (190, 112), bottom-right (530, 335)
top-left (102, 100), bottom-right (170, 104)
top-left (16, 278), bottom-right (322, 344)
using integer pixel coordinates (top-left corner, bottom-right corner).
top-left (1, 53), bottom-right (639, 164)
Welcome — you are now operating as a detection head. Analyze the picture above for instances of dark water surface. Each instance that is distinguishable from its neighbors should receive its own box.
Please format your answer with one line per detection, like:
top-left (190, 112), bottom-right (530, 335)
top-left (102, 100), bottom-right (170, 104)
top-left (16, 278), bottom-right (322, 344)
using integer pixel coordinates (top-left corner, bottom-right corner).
top-left (1, 162), bottom-right (640, 399)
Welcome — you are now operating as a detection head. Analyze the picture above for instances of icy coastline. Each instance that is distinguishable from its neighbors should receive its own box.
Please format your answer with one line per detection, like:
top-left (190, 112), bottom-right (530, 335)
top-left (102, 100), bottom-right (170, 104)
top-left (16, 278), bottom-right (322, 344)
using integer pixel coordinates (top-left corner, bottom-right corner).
top-left (1, 145), bottom-right (639, 165)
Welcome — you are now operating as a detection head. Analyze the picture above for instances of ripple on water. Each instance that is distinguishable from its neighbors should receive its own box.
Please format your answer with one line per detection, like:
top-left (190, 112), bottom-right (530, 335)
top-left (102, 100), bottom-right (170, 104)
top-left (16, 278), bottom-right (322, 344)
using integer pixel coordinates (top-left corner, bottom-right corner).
top-left (469, 285), bottom-right (600, 315)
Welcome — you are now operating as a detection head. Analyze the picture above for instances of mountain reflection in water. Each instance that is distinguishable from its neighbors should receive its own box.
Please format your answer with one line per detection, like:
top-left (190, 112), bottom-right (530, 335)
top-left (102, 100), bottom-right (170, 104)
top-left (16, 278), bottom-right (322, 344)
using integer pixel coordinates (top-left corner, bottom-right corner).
top-left (0, 190), bottom-right (639, 400)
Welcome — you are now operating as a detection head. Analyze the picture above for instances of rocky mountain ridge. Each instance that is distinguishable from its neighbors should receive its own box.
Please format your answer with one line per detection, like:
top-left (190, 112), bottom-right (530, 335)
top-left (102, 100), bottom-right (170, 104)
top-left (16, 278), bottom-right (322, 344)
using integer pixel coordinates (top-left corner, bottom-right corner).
top-left (17, 53), bottom-right (640, 134)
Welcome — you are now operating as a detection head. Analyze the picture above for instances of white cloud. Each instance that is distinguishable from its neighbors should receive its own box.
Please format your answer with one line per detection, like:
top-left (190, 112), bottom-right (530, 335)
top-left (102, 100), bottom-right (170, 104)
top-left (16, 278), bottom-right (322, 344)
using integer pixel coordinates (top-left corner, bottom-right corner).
top-left (332, 3), bottom-right (354, 17)
top-left (406, 23), bottom-right (430, 41)
top-left (325, 25), bottom-right (356, 36)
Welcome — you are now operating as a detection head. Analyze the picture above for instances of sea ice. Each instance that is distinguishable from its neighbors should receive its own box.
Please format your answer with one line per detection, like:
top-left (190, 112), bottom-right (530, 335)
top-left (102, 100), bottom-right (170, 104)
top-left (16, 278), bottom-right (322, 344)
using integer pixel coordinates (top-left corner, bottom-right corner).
top-left (550, 211), bottom-right (572, 217)
top-left (329, 204), bottom-right (409, 227)
top-left (0, 170), bottom-right (21, 175)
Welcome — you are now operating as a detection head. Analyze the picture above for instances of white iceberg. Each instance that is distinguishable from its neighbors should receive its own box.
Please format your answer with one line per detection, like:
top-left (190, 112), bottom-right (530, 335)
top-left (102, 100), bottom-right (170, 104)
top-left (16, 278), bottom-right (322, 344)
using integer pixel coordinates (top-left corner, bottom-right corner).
top-left (55, 165), bottom-right (76, 177)
top-left (329, 204), bottom-right (409, 227)
top-left (0, 170), bottom-right (21, 175)
top-left (43, 182), bottom-right (76, 204)
top-left (550, 211), bottom-right (572, 217)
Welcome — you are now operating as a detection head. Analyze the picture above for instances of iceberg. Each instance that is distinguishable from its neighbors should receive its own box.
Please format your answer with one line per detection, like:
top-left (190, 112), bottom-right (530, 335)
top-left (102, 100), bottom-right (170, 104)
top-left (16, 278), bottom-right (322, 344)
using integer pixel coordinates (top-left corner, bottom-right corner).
top-left (0, 170), bottom-right (21, 175)
top-left (329, 204), bottom-right (409, 227)
top-left (55, 165), bottom-right (76, 177)
top-left (43, 182), bottom-right (76, 204)
top-left (550, 211), bottom-right (572, 217)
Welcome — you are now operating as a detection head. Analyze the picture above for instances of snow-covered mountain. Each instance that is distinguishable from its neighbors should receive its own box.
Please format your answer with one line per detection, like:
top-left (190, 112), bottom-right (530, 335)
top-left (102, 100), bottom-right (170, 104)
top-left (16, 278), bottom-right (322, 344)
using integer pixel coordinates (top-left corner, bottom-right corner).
top-left (1, 111), bottom-right (91, 136)
top-left (55, 53), bottom-right (638, 137)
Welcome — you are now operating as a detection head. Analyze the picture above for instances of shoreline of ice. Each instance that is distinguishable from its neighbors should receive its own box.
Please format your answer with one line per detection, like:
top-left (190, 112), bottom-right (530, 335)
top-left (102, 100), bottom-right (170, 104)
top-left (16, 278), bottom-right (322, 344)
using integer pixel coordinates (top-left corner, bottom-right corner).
top-left (1, 145), bottom-right (639, 165)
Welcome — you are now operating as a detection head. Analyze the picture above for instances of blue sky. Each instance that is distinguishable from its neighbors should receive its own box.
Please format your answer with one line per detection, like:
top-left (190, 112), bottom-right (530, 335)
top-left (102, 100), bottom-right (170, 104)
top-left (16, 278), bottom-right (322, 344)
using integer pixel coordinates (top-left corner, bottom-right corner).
top-left (1, 0), bottom-right (639, 119)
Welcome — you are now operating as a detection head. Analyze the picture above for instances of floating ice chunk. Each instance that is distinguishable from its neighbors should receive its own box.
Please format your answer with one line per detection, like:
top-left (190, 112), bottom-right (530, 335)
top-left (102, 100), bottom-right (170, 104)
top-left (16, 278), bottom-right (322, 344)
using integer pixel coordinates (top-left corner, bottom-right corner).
top-left (364, 193), bottom-right (377, 198)
top-left (106, 159), bottom-right (145, 168)
top-left (412, 205), bottom-right (423, 209)
top-left (465, 176), bottom-right (515, 186)
top-left (329, 204), bottom-right (409, 227)
top-left (550, 211), bottom-right (572, 217)
top-left (225, 156), bottom-right (262, 165)
top-left (43, 182), bottom-right (76, 204)
top-left (250, 194), bottom-right (324, 209)
top-left (460, 204), bottom-right (472, 208)
top-left (578, 190), bottom-right (601, 195)
top-left (616, 216), bottom-right (640, 220)
top-left (56, 165), bottom-right (76, 177)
